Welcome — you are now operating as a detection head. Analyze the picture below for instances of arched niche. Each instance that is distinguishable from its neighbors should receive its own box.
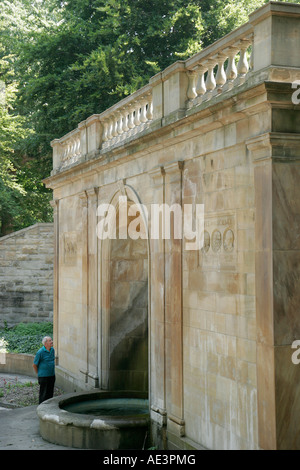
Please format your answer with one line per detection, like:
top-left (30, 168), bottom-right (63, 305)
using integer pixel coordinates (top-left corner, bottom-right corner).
top-left (99, 185), bottom-right (150, 392)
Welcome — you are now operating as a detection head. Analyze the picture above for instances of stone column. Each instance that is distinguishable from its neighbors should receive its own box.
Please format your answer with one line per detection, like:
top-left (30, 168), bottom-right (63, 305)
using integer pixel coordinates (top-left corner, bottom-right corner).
top-left (247, 132), bottom-right (300, 450)
top-left (79, 191), bottom-right (89, 383)
top-left (149, 166), bottom-right (167, 432)
top-left (164, 160), bottom-right (185, 438)
top-left (50, 199), bottom-right (59, 362)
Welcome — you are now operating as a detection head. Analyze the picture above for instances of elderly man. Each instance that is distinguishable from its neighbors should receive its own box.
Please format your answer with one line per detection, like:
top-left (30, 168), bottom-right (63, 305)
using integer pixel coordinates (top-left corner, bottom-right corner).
top-left (33, 336), bottom-right (55, 404)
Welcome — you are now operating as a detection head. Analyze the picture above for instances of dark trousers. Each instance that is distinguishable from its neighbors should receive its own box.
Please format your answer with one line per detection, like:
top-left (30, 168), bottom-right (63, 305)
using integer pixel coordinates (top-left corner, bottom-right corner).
top-left (38, 375), bottom-right (55, 404)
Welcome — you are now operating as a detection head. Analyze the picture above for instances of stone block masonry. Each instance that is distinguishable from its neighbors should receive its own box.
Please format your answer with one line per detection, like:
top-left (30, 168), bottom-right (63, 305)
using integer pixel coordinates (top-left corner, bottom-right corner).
top-left (0, 223), bottom-right (54, 327)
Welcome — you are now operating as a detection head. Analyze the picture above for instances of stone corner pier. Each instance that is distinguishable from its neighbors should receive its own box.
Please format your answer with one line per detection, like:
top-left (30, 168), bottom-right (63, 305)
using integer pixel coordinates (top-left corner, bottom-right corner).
top-left (44, 2), bottom-right (300, 450)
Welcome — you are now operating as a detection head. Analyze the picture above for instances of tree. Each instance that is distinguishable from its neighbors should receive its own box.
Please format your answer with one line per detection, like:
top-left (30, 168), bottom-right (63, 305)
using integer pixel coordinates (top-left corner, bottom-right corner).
top-left (0, 1), bottom-right (56, 235)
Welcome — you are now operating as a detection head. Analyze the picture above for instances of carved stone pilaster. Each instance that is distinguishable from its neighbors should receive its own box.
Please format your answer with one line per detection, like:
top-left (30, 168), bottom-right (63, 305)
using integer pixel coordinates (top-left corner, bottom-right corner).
top-left (164, 160), bottom-right (185, 438)
top-left (247, 132), bottom-right (300, 450)
top-left (50, 199), bottom-right (59, 361)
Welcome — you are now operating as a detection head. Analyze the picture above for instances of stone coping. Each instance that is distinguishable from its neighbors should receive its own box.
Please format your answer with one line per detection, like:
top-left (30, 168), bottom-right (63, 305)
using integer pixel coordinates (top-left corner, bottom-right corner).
top-left (0, 353), bottom-right (36, 378)
top-left (0, 223), bottom-right (53, 243)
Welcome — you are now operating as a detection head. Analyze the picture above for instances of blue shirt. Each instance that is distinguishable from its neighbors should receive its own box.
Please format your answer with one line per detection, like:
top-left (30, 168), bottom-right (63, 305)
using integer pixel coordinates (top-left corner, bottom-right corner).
top-left (34, 346), bottom-right (55, 377)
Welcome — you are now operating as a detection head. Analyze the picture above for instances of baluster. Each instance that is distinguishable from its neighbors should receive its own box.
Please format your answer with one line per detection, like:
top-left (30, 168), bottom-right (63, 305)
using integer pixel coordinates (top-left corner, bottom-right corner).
top-left (237, 42), bottom-right (249, 75)
top-left (70, 139), bottom-right (74, 158)
top-left (112, 114), bottom-right (118, 138)
top-left (62, 144), bottom-right (67, 160)
top-left (127, 106), bottom-right (134, 130)
top-left (107, 117), bottom-right (113, 140)
top-left (73, 138), bottom-right (77, 157)
top-left (187, 70), bottom-right (198, 106)
top-left (73, 138), bottom-right (77, 156)
top-left (122, 108), bottom-right (129, 133)
top-left (140, 98), bottom-right (148, 123)
top-left (146, 96), bottom-right (153, 121)
top-left (134, 102), bottom-right (141, 127)
top-left (128, 105), bottom-right (135, 130)
top-left (102, 120), bottom-right (108, 142)
top-left (215, 53), bottom-right (227, 92)
top-left (204, 59), bottom-right (216, 100)
top-left (249, 35), bottom-right (254, 71)
top-left (195, 65), bottom-right (207, 104)
top-left (75, 137), bottom-right (80, 155)
top-left (66, 143), bottom-right (70, 160)
top-left (236, 39), bottom-right (251, 85)
top-left (225, 46), bottom-right (238, 90)
top-left (117, 112), bottom-right (123, 135)
top-left (249, 48), bottom-right (254, 71)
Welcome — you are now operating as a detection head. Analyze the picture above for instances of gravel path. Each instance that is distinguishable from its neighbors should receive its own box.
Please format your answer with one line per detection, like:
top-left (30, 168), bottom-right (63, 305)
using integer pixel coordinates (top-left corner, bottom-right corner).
top-left (0, 373), bottom-right (63, 408)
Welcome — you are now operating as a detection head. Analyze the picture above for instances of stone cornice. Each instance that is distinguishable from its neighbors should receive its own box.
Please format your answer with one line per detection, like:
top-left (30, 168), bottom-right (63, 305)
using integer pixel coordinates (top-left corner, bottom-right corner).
top-left (246, 132), bottom-right (300, 163)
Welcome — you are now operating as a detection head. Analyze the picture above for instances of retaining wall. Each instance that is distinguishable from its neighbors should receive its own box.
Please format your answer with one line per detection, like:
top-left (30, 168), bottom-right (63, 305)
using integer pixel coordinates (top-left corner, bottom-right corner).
top-left (0, 223), bottom-right (54, 327)
top-left (0, 353), bottom-right (36, 378)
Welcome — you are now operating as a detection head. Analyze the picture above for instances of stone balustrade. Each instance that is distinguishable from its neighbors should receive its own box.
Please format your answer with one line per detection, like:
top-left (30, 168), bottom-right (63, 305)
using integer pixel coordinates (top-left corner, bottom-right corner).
top-left (51, 1), bottom-right (300, 173)
top-left (51, 127), bottom-right (81, 170)
top-left (51, 85), bottom-right (153, 171)
top-left (62, 129), bottom-right (81, 166)
top-left (185, 34), bottom-right (253, 107)
top-left (101, 87), bottom-right (153, 149)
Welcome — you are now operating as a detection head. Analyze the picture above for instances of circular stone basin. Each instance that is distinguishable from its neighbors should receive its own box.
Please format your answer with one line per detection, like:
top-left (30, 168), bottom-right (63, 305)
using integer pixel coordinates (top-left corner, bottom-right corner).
top-left (37, 390), bottom-right (150, 450)
top-left (62, 397), bottom-right (149, 417)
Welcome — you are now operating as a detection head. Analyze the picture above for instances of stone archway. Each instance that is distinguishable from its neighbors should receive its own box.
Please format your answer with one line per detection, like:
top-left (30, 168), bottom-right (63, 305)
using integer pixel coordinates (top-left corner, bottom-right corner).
top-left (99, 187), bottom-right (149, 393)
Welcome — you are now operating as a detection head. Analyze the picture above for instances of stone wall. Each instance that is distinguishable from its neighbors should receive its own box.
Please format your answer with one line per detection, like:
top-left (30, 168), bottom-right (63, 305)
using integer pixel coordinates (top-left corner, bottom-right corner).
top-left (0, 223), bottom-right (54, 327)
top-left (0, 353), bottom-right (36, 377)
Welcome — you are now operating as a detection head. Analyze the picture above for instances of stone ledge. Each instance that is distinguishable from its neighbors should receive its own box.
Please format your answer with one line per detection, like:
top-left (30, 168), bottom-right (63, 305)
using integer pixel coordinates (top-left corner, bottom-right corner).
top-left (0, 353), bottom-right (36, 378)
top-left (0, 223), bottom-right (53, 244)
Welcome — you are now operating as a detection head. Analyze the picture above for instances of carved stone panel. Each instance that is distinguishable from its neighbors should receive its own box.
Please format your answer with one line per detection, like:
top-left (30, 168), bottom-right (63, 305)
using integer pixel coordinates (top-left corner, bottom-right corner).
top-left (63, 232), bottom-right (78, 266)
top-left (201, 212), bottom-right (236, 269)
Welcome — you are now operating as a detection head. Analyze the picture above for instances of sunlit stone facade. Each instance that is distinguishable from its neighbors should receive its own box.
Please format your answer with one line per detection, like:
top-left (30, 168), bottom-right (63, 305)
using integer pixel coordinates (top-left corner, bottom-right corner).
top-left (44, 2), bottom-right (300, 450)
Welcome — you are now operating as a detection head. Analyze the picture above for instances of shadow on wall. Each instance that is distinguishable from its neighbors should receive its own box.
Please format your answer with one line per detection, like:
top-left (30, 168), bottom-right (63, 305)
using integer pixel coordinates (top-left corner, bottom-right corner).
top-left (109, 281), bottom-right (148, 392)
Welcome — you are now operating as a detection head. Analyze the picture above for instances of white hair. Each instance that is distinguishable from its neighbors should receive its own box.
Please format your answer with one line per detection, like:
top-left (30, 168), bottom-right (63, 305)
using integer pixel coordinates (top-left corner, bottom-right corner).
top-left (42, 336), bottom-right (52, 345)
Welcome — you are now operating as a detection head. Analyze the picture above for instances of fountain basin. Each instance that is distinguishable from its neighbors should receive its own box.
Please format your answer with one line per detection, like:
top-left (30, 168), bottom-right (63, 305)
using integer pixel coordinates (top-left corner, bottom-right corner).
top-left (37, 390), bottom-right (150, 450)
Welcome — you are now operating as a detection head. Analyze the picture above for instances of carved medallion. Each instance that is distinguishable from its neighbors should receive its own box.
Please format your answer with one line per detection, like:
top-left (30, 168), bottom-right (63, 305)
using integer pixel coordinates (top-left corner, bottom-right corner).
top-left (223, 228), bottom-right (234, 252)
top-left (211, 229), bottom-right (222, 252)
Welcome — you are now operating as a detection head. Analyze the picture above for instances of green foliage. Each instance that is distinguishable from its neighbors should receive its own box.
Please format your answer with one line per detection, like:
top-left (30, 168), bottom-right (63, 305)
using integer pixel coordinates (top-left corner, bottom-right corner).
top-left (199, 0), bottom-right (266, 45)
top-left (0, 322), bottom-right (53, 355)
top-left (0, 80), bottom-right (30, 235)
top-left (0, 1), bottom-right (55, 236)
